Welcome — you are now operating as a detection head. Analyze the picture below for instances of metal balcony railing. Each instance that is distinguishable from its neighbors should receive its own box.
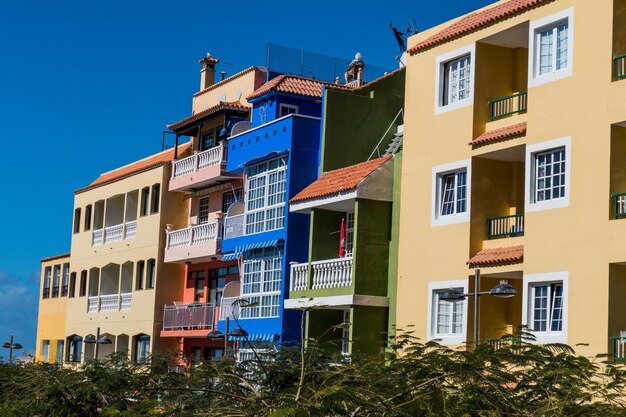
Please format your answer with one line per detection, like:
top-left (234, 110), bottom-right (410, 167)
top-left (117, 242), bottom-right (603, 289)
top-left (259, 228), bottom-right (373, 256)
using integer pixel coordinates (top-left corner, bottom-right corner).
top-left (612, 192), bottom-right (626, 219)
top-left (163, 302), bottom-right (216, 331)
top-left (615, 54), bottom-right (626, 80)
top-left (610, 336), bottom-right (626, 361)
top-left (489, 92), bottom-right (527, 121)
top-left (486, 214), bottom-right (524, 239)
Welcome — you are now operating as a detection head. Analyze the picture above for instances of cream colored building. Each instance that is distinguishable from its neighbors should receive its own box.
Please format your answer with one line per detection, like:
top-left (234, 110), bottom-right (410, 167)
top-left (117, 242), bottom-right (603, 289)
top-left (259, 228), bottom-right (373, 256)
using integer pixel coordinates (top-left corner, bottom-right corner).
top-left (65, 145), bottom-right (189, 363)
top-left (35, 253), bottom-right (70, 363)
top-left (397, 0), bottom-right (626, 358)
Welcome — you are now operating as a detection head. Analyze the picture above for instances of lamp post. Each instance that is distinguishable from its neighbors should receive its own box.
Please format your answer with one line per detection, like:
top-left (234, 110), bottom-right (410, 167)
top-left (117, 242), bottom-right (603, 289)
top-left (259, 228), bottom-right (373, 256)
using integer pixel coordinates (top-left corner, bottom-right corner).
top-left (439, 269), bottom-right (517, 349)
top-left (2, 335), bottom-right (23, 365)
top-left (83, 327), bottom-right (112, 361)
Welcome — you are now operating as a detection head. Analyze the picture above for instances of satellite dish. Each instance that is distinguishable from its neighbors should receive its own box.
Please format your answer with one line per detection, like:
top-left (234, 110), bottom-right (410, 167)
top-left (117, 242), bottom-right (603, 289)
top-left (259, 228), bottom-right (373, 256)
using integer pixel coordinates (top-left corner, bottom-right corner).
top-left (231, 121), bottom-right (251, 136)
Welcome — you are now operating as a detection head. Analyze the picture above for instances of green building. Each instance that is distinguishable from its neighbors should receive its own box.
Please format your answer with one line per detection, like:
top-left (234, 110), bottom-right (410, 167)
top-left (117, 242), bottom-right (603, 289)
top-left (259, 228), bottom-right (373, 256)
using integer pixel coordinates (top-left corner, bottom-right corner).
top-left (284, 67), bottom-right (405, 355)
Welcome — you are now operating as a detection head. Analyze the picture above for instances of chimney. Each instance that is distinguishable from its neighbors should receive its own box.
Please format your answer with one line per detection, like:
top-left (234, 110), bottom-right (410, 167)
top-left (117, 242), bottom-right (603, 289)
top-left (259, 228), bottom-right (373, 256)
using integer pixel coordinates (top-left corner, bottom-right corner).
top-left (199, 53), bottom-right (220, 90)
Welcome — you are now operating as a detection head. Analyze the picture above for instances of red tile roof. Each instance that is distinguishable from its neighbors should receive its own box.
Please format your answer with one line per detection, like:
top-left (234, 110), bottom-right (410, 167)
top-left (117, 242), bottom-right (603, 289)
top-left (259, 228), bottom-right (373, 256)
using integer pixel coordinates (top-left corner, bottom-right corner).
top-left (247, 74), bottom-right (349, 100)
top-left (408, 0), bottom-right (554, 54)
top-left (75, 142), bottom-right (192, 194)
top-left (469, 122), bottom-right (527, 147)
top-left (290, 156), bottom-right (392, 204)
top-left (193, 66), bottom-right (258, 98)
top-left (167, 101), bottom-right (250, 133)
top-left (468, 245), bottom-right (524, 267)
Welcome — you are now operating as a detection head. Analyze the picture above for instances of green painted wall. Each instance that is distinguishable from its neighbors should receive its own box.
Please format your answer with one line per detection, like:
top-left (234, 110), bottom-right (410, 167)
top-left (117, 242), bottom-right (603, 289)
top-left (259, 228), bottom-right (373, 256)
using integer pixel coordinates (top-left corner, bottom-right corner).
top-left (320, 70), bottom-right (405, 172)
top-left (309, 209), bottom-right (345, 262)
top-left (386, 151), bottom-right (402, 336)
top-left (351, 306), bottom-right (388, 355)
top-left (353, 199), bottom-right (392, 296)
top-left (306, 309), bottom-right (344, 355)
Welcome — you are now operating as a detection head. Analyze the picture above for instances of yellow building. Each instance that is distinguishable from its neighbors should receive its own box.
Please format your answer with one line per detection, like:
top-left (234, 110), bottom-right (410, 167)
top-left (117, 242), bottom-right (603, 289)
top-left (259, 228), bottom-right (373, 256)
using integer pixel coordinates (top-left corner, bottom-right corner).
top-left (35, 253), bottom-right (70, 363)
top-left (397, 0), bottom-right (626, 358)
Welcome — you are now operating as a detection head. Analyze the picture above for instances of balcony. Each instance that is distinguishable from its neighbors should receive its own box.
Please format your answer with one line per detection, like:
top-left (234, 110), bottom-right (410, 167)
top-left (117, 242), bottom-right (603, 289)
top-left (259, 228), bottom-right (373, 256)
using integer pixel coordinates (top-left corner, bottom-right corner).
top-left (290, 257), bottom-right (353, 292)
top-left (489, 92), bottom-right (527, 122)
top-left (164, 221), bottom-right (222, 264)
top-left (169, 145), bottom-right (239, 192)
top-left (615, 55), bottom-right (626, 81)
top-left (161, 302), bottom-right (217, 337)
top-left (610, 336), bottom-right (626, 362)
top-left (487, 214), bottom-right (524, 239)
top-left (92, 221), bottom-right (137, 246)
top-left (612, 193), bottom-right (626, 219)
top-left (87, 293), bottom-right (132, 313)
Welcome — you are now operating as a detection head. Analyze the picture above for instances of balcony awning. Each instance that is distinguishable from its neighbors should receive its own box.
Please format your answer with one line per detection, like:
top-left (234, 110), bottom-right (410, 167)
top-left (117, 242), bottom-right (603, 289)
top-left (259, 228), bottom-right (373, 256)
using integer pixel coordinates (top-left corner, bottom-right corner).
top-left (235, 239), bottom-right (282, 253)
top-left (221, 252), bottom-right (241, 261)
top-left (229, 333), bottom-right (279, 342)
top-left (240, 150), bottom-right (289, 168)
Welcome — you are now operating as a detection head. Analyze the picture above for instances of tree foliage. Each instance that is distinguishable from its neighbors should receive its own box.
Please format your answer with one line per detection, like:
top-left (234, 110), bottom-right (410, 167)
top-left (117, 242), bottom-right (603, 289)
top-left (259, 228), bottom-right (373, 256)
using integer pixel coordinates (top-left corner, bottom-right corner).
top-left (2, 331), bottom-right (626, 416)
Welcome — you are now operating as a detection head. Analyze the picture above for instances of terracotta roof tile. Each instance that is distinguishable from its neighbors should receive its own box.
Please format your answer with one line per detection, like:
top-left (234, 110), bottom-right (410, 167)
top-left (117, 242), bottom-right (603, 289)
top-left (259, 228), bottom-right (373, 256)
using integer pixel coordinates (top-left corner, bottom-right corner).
top-left (469, 122), bottom-right (527, 147)
top-left (468, 245), bottom-right (524, 267)
top-left (408, 0), bottom-right (554, 54)
top-left (75, 142), bottom-right (192, 194)
top-left (290, 156), bottom-right (392, 204)
top-left (193, 66), bottom-right (257, 98)
top-left (247, 74), bottom-right (349, 100)
top-left (167, 101), bottom-right (250, 133)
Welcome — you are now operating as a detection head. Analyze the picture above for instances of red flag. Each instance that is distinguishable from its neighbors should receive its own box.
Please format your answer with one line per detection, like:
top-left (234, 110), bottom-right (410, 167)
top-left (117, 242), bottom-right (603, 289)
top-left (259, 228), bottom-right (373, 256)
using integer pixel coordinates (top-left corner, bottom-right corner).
top-left (339, 218), bottom-right (346, 258)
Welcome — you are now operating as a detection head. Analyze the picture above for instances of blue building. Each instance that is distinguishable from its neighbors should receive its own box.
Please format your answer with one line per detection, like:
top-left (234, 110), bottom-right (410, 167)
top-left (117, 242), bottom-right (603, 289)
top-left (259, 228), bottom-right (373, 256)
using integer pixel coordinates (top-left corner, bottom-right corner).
top-left (217, 75), bottom-right (346, 358)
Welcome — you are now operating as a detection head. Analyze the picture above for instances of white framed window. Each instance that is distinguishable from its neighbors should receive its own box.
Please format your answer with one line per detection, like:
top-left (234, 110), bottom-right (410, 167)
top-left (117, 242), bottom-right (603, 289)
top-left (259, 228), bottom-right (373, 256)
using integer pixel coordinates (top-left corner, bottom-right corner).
top-left (240, 247), bottom-right (282, 319)
top-left (279, 104), bottom-right (299, 117)
top-left (525, 137), bottom-right (571, 212)
top-left (42, 340), bottom-right (50, 363)
top-left (522, 272), bottom-right (568, 344)
top-left (427, 280), bottom-right (468, 344)
top-left (198, 197), bottom-right (210, 224)
top-left (528, 8), bottom-right (574, 87)
top-left (431, 159), bottom-right (472, 226)
top-left (345, 212), bottom-right (355, 256)
top-left (435, 44), bottom-right (476, 115)
top-left (245, 157), bottom-right (287, 235)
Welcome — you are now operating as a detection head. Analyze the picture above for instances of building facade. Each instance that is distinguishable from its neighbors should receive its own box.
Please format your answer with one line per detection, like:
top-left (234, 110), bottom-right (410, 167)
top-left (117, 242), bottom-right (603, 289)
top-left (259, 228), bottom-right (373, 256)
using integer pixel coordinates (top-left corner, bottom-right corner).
top-left (396, 0), bottom-right (626, 358)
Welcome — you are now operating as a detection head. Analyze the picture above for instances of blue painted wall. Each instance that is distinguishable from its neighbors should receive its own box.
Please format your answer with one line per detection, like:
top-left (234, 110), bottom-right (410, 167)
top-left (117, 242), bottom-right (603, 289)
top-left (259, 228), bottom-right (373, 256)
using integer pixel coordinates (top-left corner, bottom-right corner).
top-left (219, 109), bottom-right (321, 344)
top-left (250, 93), bottom-right (321, 126)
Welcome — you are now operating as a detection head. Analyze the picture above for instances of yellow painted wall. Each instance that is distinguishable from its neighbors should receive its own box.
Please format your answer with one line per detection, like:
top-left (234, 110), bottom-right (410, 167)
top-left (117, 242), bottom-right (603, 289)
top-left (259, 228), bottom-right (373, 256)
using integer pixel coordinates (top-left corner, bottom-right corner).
top-left (35, 255), bottom-right (70, 363)
top-left (397, 0), bottom-right (626, 356)
top-left (191, 68), bottom-right (265, 114)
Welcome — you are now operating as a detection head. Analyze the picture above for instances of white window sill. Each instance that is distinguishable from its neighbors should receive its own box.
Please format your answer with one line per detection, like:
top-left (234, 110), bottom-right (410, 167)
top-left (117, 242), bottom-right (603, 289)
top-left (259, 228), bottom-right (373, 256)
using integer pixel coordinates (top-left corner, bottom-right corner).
top-left (435, 98), bottom-right (473, 115)
top-left (432, 212), bottom-right (470, 227)
top-left (527, 331), bottom-right (566, 345)
top-left (526, 196), bottom-right (569, 213)
top-left (429, 335), bottom-right (465, 345)
top-left (529, 67), bottom-right (572, 88)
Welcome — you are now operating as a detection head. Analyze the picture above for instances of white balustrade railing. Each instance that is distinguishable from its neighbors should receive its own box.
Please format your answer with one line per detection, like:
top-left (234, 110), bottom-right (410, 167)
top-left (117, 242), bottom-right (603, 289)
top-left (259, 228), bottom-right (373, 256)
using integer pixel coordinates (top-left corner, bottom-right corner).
top-left (121, 293), bottom-right (132, 310)
top-left (165, 221), bottom-right (220, 250)
top-left (124, 221), bottom-right (137, 239)
top-left (219, 297), bottom-right (240, 321)
top-left (99, 294), bottom-right (119, 312)
top-left (93, 229), bottom-right (104, 246)
top-left (104, 224), bottom-right (124, 243)
top-left (223, 214), bottom-right (244, 239)
top-left (171, 145), bottom-right (224, 179)
top-left (88, 296), bottom-right (98, 313)
top-left (163, 302), bottom-right (216, 330)
top-left (311, 257), bottom-right (353, 290)
top-left (290, 262), bottom-right (309, 292)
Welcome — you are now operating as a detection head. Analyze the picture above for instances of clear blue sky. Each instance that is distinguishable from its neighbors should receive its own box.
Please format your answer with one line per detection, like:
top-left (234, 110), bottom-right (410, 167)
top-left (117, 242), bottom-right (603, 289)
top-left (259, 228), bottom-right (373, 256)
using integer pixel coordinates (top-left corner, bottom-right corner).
top-left (0, 0), bottom-right (493, 353)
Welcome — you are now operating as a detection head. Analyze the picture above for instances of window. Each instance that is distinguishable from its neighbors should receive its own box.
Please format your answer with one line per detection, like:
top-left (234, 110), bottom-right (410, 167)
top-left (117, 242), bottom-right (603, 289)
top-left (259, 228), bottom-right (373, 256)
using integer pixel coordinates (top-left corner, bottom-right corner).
top-left (135, 335), bottom-right (150, 364)
top-left (435, 44), bottom-right (475, 114)
top-left (198, 198), bottom-right (210, 224)
top-left (79, 270), bottom-right (87, 297)
top-left (523, 272), bottom-right (568, 343)
top-left (140, 187), bottom-right (150, 216)
top-left (432, 159), bottom-right (471, 226)
top-left (43, 267), bottom-right (51, 299)
top-left (52, 265), bottom-right (60, 297)
top-left (147, 259), bottom-right (156, 289)
top-left (222, 189), bottom-right (243, 214)
top-left (427, 280), bottom-right (468, 344)
top-left (525, 137), bottom-right (571, 212)
top-left (150, 184), bottom-right (160, 214)
top-left (279, 104), bottom-right (299, 117)
top-left (190, 270), bottom-right (205, 302)
top-left (41, 340), bottom-right (50, 363)
top-left (200, 126), bottom-right (222, 151)
top-left (136, 261), bottom-right (145, 290)
top-left (68, 336), bottom-right (82, 363)
top-left (61, 263), bottom-right (69, 296)
top-left (56, 340), bottom-right (64, 364)
top-left (84, 205), bottom-right (92, 231)
top-left (73, 208), bottom-right (81, 234)
top-left (245, 158), bottom-right (287, 235)
top-left (69, 272), bottom-right (76, 298)
top-left (240, 247), bottom-right (282, 319)
top-left (208, 267), bottom-right (228, 304)
top-left (529, 8), bottom-right (574, 87)
top-left (344, 213), bottom-right (355, 256)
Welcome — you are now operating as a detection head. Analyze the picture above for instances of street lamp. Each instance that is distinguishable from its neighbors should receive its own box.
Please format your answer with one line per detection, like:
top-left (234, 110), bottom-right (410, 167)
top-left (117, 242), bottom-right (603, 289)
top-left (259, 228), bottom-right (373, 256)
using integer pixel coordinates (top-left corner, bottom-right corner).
top-left (439, 269), bottom-right (517, 348)
top-left (2, 335), bottom-right (23, 365)
top-left (83, 327), bottom-right (112, 360)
